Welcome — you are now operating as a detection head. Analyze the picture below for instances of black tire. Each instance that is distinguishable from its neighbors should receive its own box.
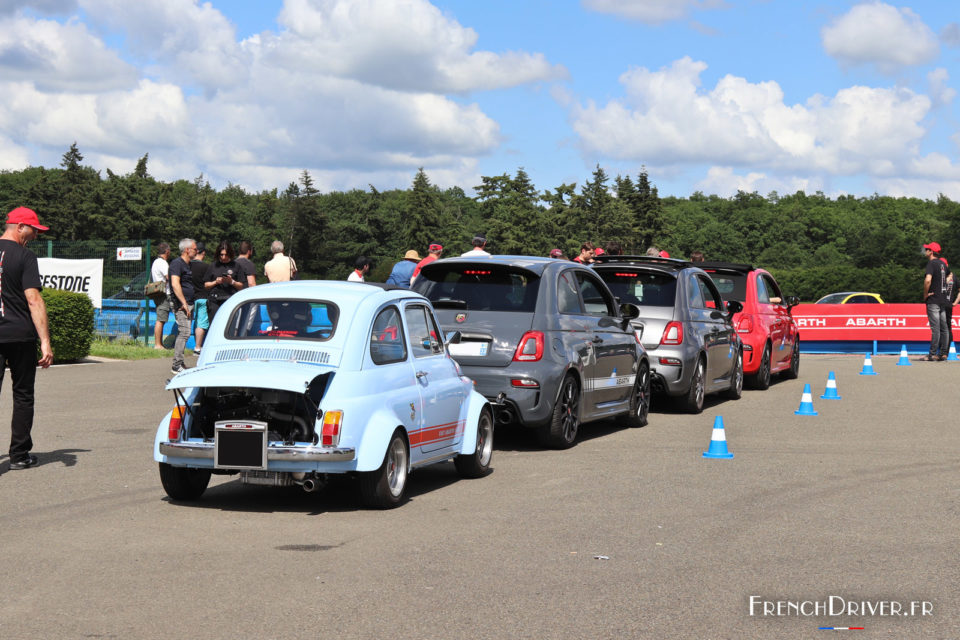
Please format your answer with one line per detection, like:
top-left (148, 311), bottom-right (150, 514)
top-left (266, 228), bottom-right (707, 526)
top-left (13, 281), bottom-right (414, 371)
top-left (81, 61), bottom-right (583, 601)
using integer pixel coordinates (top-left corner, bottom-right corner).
top-left (159, 462), bottom-right (211, 501)
top-left (454, 409), bottom-right (494, 478)
top-left (725, 349), bottom-right (743, 400)
top-left (359, 430), bottom-right (409, 509)
top-left (624, 361), bottom-right (650, 428)
top-left (781, 341), bottom-right (800, 380)
top-left (537, 375), bottom-right (581, 449)
top-left (681, 357), bottom-right (706, 414)
top-left (749, 344), bottom-right (772, 390)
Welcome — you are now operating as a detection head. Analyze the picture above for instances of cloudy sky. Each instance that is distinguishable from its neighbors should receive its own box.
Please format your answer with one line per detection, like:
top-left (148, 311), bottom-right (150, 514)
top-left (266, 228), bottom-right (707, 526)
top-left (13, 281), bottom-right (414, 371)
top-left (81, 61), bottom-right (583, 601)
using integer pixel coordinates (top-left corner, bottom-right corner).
top-left (1, 0), bottom-right (959, 199)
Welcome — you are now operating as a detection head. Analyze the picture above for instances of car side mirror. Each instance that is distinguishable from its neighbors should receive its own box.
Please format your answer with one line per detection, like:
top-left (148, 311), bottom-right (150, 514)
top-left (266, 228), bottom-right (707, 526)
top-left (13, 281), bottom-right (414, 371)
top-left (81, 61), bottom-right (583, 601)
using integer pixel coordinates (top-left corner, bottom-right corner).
top-left (620, 303), bottom-right (640, 320)
top-left (725, 300), bottom-right (743, 315)
top-left (786, 296), bottom-right (800, 309)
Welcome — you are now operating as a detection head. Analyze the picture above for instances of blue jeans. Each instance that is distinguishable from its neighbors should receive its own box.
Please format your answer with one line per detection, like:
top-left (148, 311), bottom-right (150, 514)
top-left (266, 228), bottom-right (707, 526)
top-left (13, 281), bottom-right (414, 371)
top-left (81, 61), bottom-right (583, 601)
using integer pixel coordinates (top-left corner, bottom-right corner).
top-left (927, 302), bottom-right (949, 356)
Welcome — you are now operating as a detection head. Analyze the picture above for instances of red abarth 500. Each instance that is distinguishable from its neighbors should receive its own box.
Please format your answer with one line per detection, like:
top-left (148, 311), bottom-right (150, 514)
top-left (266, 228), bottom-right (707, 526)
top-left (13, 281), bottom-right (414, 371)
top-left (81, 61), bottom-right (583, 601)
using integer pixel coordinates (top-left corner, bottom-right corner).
top-left (699, 262), bottom-right (800, 389)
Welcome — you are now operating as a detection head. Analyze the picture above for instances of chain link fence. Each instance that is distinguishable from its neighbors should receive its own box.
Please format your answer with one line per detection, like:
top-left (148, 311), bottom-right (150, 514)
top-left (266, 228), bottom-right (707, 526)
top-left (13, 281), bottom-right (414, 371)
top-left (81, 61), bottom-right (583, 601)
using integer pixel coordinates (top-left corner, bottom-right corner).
top-left (34, 239), bottom-right (158, 344)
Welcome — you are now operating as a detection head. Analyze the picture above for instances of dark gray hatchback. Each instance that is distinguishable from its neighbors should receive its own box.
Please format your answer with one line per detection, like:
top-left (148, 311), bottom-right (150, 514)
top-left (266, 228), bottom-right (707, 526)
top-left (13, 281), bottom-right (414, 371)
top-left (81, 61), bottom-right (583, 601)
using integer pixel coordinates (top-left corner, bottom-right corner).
top-left (412, 256), bottom-right (650, 448)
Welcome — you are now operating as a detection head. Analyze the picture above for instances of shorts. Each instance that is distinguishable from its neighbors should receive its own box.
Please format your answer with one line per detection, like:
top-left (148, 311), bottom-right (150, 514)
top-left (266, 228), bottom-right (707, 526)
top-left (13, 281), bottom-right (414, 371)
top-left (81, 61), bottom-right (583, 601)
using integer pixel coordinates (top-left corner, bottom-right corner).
top-left (194, 299), bottom-right (209, 330)
top-left (155, 295), bottom-right (172, 323)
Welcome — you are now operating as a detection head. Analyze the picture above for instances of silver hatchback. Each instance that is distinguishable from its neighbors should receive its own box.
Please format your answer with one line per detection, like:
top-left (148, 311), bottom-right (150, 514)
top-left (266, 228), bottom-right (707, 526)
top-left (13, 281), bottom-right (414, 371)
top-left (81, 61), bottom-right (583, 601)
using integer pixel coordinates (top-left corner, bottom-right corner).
top-left (593, 256), bottom-right (743, 413)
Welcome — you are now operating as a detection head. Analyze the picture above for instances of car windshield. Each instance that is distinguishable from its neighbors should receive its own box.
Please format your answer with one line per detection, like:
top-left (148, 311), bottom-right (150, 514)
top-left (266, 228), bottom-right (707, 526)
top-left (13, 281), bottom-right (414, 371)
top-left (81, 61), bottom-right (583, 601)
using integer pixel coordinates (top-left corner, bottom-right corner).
top-left (596, 269), bottom-right (676, 307)
top-left (223, 299), bottom-right (339, 341)
top-left (704, 272), bottom-right (747, 302)
top-left (816, 293), bottom-right (848, 304)
top-left (414, 265), bottom-right (540, 312)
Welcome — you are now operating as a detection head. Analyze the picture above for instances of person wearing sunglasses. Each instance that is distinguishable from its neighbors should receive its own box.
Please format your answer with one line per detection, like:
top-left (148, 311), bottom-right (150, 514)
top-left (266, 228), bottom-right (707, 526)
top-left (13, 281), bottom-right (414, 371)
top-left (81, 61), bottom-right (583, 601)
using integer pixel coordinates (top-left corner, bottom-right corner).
top-left (204, 241), bottom-right (250, 322)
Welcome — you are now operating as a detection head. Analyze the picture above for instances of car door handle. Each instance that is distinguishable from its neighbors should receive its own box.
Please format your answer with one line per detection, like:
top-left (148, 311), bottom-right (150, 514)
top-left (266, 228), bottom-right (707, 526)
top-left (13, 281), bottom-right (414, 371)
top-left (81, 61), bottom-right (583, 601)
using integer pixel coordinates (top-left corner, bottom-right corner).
top-left (416, 371), bottom-right (428, 379)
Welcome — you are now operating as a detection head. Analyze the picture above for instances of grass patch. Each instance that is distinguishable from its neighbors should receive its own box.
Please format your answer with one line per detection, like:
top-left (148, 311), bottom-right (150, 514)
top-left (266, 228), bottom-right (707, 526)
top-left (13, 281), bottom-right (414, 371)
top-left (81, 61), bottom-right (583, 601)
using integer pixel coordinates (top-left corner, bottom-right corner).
top-left (90, 338), bottom-right (193, 361)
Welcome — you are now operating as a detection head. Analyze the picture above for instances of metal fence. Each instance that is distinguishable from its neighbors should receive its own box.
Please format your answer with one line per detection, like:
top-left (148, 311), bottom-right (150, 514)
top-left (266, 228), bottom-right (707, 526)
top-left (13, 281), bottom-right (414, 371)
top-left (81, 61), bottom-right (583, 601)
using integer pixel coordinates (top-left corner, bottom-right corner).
top-left (34, 239), bottom-right (157, 345)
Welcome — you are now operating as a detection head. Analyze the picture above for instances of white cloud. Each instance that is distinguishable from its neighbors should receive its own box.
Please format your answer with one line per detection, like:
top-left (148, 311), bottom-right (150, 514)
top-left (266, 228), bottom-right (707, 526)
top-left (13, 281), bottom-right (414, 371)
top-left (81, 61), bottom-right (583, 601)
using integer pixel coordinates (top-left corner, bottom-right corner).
top-left (0, 0), bottom-right (76, 15)
top-left (581, 0), bottom-right (726, 24)
top-left (821, 2), bottom-right (938, 73)
top-left (570, 57), bottom-right (941, 181)
top-left (695, 167), bottom-right (820, 197)
top-left (271, 0), bottom-right (566, 93)
top-left (0, 15), bottom-right (137, 91)
top-left (940, 22), bottom-right (960, 47)
top-left (927, 68), bottom-right (956, 106)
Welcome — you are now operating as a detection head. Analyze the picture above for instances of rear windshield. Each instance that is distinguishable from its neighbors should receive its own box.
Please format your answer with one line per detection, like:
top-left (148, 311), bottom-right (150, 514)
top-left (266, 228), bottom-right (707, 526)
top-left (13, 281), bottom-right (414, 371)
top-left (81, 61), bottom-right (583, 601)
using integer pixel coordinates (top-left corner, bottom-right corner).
top-left (816, 293), bottom-right (847, 304)
top-left (595, 269), bottom-right (676, 307)
top-left (224, 299), bottom-right (339, 341)
top-left (703, 271), bottom-right (747, 302)
top-left (413, 265), bottom-right (540, 312)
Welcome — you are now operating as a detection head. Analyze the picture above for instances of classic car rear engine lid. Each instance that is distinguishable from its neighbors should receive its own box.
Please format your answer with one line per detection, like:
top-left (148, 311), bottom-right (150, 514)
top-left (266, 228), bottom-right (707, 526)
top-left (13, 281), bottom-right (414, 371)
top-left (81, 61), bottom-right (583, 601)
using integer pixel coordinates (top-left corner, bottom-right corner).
top-left (166, 360), bottom-right (335, 393)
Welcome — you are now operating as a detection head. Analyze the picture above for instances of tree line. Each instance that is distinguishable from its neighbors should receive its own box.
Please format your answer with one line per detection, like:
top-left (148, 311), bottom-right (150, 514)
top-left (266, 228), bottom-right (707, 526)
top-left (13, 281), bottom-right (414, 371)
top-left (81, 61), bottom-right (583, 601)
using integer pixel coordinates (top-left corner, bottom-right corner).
top-left (2, 143), bottom-right (958, 302)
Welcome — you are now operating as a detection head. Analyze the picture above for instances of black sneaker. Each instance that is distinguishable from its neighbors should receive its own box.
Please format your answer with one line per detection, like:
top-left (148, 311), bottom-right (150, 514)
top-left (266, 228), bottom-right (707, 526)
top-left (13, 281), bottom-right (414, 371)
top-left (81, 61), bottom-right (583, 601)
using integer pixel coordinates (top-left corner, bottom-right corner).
top-left (171, 364), bottom-right (185, 374)
top-left (924, 355), bottom-right (937, 361)
top-left (9, 454), bottom-right (38, 470)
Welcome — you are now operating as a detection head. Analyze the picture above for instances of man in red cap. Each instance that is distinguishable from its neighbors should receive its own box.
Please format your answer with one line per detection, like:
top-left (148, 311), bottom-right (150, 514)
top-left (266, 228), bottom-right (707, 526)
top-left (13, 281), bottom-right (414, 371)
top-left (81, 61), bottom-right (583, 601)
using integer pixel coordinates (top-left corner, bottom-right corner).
top-left (0, 207), bottom-right (53, 469)
top-left (411, 243), bottom-right (443, 285)
top-left (923, 241), bottom-right (950, 360)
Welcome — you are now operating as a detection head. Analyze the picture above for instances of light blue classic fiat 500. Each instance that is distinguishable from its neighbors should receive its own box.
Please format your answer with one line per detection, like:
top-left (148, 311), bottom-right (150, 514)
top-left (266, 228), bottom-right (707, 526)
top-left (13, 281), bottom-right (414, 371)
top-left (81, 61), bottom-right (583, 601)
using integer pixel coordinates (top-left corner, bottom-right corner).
top-left (154, 281), bottom-right (493, 508)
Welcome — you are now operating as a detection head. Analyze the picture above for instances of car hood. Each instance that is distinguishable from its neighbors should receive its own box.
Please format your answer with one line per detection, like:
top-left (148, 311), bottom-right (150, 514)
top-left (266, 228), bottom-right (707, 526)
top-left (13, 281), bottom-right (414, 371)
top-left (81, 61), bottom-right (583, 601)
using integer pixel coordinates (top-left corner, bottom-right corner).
top-left (166, 360), bottom-right (335, 392)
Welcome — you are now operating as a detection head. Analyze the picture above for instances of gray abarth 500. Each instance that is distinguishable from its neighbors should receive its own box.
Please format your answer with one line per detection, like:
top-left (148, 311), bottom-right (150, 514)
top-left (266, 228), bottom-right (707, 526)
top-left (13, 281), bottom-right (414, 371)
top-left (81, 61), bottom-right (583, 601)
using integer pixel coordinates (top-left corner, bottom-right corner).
top-left (412, 256), bottom-right (650, 449)
top-left (592, 255), bottom-right (744, 413)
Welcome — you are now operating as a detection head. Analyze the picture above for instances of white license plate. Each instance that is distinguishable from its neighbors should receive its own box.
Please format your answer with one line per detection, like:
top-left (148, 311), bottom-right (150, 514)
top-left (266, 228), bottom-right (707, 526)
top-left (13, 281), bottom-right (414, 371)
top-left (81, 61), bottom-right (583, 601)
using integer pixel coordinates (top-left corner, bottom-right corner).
top-left (448, 341), bottom-right (489, 357)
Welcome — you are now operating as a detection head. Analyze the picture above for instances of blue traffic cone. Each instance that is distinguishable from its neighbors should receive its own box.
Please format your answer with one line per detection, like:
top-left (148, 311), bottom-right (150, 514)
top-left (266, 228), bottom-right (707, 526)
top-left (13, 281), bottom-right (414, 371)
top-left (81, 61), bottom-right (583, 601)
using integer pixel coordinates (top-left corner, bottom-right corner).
top-left (896, 344), bottom-right (911, 366)
top-left (859, 353), bottom-right (878, 376)
top-left (948, 343), bottom-right (959, 362)
top-left (794, 383), bottom-right (818, 416)
top-left (702, 416), bottom-right (733, 459)
top-left (820, 371), bottom-right (841, 400)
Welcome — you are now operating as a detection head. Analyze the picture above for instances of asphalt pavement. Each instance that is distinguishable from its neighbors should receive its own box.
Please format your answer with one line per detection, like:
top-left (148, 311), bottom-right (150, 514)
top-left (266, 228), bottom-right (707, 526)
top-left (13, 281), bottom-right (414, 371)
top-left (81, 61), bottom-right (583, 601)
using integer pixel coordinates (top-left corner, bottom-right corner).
top-left (0, 353), bottom-right (956, 639)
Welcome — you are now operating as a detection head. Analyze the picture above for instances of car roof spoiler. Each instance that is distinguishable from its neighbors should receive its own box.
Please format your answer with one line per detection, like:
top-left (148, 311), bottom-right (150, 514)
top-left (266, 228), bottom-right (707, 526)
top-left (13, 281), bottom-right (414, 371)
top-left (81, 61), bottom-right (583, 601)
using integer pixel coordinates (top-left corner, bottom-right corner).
top-left (696, 261), bottom-right (754, 273)
top-left (592, 255), bottom-right (692, 268)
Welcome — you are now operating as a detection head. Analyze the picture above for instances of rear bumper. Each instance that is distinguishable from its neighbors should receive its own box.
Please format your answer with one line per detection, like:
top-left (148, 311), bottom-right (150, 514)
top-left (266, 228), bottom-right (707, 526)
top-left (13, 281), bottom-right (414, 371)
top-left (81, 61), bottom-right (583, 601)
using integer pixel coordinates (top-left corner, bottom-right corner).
top-left (460, 363), bottom-right (564, 427)
top-left (646, 345), bottom-right (697, 396)
top-left (159, 441), bottom-right (356, 462)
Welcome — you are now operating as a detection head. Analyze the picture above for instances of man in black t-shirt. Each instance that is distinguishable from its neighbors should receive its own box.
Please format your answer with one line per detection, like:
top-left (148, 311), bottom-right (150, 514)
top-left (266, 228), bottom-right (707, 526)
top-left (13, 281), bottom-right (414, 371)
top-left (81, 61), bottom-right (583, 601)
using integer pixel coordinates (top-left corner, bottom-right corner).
top-left (923, 241), bottom-right (950, 360)
top-left (169, 238), bottom-right (197, 374)
top-left (0, 207), bottom-right (53, 470)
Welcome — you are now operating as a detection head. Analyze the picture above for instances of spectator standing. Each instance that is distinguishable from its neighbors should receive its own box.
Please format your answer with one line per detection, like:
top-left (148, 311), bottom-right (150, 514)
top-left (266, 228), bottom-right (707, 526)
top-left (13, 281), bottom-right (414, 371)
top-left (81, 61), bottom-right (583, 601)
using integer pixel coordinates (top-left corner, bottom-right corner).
top-left (169, 238), bottom-right (197, 374)
top-left (190, 242), bottom-right (211, 356)
top-left (645, 246), bottom-right (660, 257)
top-left (572, 242), bottom-right (595, 264)
top-left (411, 243), bottom-right (443, 284)
top-left (386, 250), bottom-right (420, 288)
top-left (0, 207), bottom-right (53, 470)
top-left (690, 251), bottom-right (704, 263)
top-left (604, 241), bottom-right (623, 256)
top-left (205, 241), bottom-right (248, 322)
top-left (264, 240), bottom-right (297, 282)
top-left (944, 257), bottom-right (955, 346)
top-left (150, 242), bottom-right (171, 350)
top-left (348, 256), bottom-right (371, 282)
top-left (549, 248), bottom-right (565, 259)
top-left (236, 240), bottom-right (257, 288)
top-left (461, 235), bottom-right (491, 257)
top-left (923, 241), bottom-right (950, 360)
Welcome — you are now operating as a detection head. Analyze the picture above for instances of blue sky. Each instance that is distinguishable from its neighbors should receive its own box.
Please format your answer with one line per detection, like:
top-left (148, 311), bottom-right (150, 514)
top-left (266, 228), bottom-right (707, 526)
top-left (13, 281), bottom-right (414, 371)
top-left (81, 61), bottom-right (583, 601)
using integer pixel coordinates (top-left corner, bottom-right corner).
top-left (2, 0), bottom-right (959, 200)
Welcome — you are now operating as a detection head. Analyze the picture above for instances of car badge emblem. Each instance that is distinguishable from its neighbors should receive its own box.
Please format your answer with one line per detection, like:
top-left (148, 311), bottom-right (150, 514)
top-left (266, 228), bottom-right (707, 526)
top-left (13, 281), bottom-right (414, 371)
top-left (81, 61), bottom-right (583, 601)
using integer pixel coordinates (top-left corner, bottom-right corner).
top-left (455, 313), bottom-right (466, 323)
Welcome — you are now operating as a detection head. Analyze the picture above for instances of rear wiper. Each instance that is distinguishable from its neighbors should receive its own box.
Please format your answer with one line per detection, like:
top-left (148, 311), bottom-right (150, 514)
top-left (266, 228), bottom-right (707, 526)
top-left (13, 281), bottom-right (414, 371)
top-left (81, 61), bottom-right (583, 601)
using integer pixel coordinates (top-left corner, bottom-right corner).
top-left (432, 299), bottom-right (468, 309)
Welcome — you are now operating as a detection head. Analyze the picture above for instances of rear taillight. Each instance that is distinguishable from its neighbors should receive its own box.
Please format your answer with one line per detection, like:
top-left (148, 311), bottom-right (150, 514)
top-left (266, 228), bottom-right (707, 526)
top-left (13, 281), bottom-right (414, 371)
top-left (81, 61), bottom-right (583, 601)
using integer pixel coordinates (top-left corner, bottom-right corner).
top-left (736, 314), bottom-right (754, 334)
top-left (321, 410), bottom-right (343, 447)
top-left (513, 331), bottom-right (544, 361)
top-left (660, 321), bottom-right (683, 346)
top-left (168, 405), bottom-right (185, 441)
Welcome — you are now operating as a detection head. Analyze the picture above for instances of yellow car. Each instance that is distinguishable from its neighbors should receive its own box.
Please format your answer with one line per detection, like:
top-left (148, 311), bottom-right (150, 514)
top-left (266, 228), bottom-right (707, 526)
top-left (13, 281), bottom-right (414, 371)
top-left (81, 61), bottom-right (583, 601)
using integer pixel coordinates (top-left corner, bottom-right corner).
top-left (815, 292), bottom-right (885, 304)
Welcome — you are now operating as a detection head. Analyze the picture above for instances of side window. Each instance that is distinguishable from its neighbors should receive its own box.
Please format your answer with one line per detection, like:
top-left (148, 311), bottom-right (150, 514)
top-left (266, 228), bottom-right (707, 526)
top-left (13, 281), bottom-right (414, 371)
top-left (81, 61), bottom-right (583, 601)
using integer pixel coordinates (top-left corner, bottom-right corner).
top-left (697, 276), bottom-right (723, 309)
top-left (370, 307), bottom-right (407, 365)
top-left (404, 305), bottom-right (442, 358)
top-left (687, 276), bottom-right (705, 309)
top-left (850, 295), bottom-right (877, 304)
top-left (557, 271), bottom-right (584, 314)
top-left (577, 273), bottom-right (616, 317)
top-left (763, 275), bottom-right (783, 304)
top-left (755, 275), bottom-right (770, 304)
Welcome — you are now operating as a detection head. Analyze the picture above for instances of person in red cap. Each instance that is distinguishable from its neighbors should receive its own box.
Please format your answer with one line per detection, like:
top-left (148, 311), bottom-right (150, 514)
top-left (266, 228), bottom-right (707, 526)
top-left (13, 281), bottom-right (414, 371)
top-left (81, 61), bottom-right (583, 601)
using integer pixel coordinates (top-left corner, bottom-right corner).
top-left (0, 207), bottom-right (53, 470)
top-left (923, 241), bottom-right (950, 360)
top-left (548, 248), bottom-right (565, 259)
top-left (411, 243), bottom-right (443, 285)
